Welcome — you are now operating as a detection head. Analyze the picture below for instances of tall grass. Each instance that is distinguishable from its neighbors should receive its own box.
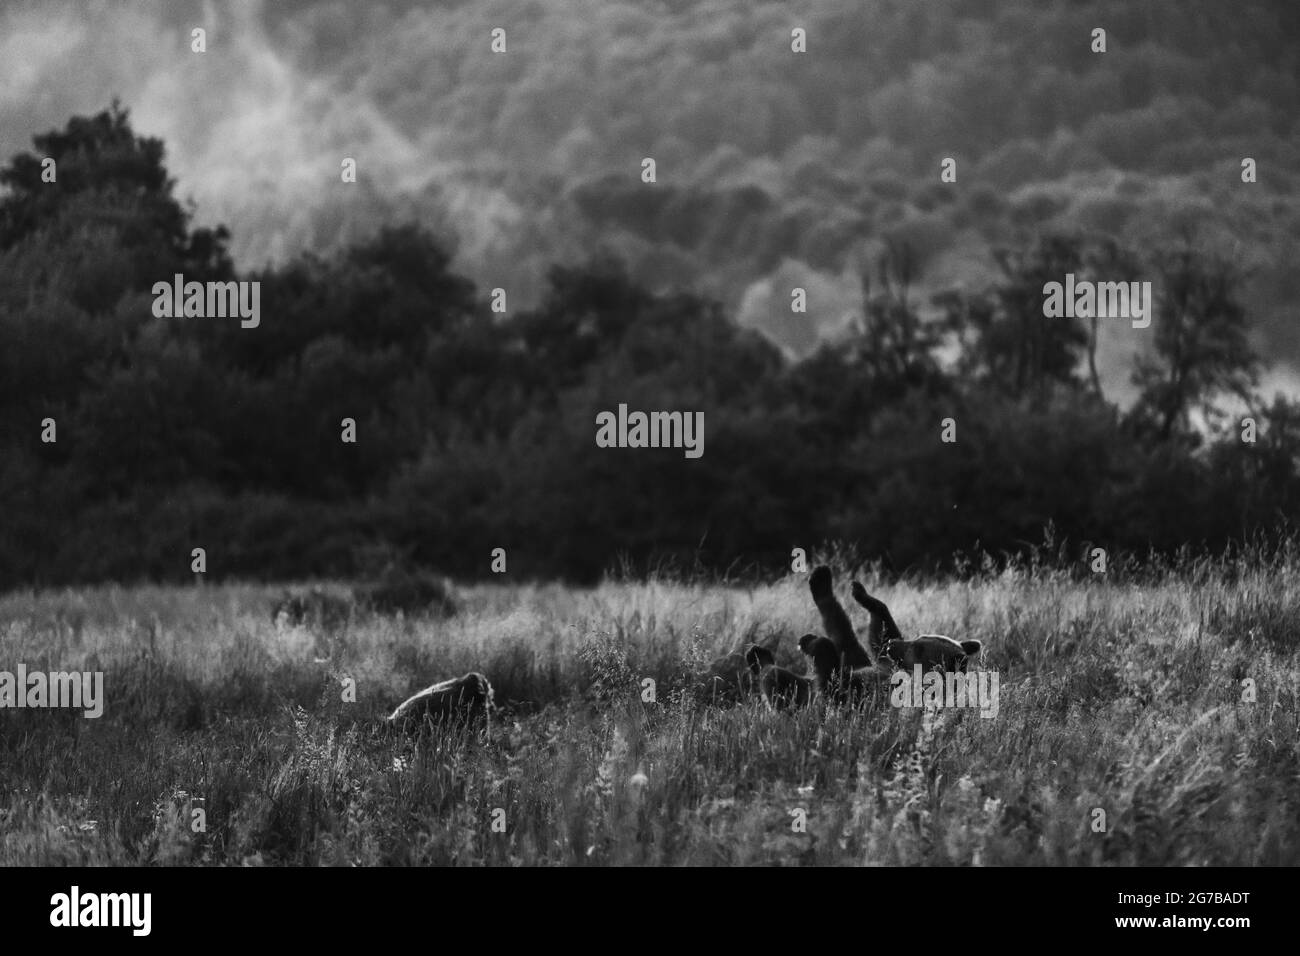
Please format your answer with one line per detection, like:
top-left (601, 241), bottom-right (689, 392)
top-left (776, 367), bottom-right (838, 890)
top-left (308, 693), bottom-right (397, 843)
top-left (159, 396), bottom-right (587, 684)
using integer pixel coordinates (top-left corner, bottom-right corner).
top-left (1, 555), bottom-right (1297, 865)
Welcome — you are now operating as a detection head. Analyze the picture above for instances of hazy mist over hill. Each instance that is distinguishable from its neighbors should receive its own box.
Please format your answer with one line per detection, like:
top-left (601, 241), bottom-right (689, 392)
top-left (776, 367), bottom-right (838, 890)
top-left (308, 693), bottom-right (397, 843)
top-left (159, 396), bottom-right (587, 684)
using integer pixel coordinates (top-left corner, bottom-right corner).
top-left (2, 0), bottom-right (1297, 399)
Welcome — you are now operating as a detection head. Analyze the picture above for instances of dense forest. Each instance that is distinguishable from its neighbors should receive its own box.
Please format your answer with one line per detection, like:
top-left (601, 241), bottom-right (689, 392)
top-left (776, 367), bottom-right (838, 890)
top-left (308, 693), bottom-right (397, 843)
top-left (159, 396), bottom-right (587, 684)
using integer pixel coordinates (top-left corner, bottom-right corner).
top-left (4, 1), bottom-right (1297, 364)
top-left (0, 104), bottom-right (1297, 588)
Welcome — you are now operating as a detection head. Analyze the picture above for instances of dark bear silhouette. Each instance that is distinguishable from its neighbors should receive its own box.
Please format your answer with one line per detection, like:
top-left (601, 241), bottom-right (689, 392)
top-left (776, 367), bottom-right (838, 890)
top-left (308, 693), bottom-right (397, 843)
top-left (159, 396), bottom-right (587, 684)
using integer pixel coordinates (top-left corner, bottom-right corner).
top-left (387, 672), bottom-right (494, 728)
top-left (798, 632), bottom-right (875, 703)
top-left (851, 581), bottom-right (982, 672)
top-left (809, 566), bottom-right (873, 668)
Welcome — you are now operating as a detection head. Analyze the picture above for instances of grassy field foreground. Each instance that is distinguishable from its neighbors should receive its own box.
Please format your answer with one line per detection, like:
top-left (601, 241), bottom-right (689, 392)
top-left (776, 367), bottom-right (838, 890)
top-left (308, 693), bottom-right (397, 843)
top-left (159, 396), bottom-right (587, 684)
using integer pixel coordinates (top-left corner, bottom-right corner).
top-left (1, 560), bottom-right (1297, 866)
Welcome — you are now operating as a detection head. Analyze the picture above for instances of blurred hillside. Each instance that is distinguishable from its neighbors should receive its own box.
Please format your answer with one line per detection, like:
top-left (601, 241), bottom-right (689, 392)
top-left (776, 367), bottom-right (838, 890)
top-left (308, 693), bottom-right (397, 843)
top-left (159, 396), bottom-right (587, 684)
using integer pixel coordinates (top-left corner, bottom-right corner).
top-left (1, 0), bottom-right (1296, 387)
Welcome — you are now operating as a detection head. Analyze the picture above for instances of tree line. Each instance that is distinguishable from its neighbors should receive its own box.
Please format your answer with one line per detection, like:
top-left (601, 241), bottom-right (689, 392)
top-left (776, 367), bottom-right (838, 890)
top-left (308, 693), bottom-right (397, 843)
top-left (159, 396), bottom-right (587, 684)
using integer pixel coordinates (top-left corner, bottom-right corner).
top-left (0, 105), bottom-right (1295, 589)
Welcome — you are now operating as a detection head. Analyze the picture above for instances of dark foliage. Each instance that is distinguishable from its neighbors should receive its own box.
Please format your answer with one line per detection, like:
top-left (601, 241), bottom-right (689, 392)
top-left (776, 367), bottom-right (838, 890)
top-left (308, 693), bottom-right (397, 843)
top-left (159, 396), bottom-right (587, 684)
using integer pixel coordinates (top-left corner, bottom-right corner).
top-left (0, 107), bottom-right (1295, 588)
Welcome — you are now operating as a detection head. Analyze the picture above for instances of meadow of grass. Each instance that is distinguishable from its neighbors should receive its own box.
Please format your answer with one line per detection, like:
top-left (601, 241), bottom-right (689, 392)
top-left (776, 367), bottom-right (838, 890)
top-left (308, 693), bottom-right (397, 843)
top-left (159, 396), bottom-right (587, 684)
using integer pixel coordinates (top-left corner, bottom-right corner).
top-left (1, 553), bottom-right (1298, 866)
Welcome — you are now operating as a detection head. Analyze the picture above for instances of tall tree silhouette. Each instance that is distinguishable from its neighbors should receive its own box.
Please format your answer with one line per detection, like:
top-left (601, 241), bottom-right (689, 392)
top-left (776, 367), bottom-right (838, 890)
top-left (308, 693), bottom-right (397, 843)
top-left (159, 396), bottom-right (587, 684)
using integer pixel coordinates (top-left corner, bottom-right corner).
top-left (853, 241), bottom-right (943, 394)
top-left (939, 234), bottom-right (1088, 399)
top-left (0, 100), bottom-right (231, 279)
top-left (1131, 242), bottom-right (1257, 440)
